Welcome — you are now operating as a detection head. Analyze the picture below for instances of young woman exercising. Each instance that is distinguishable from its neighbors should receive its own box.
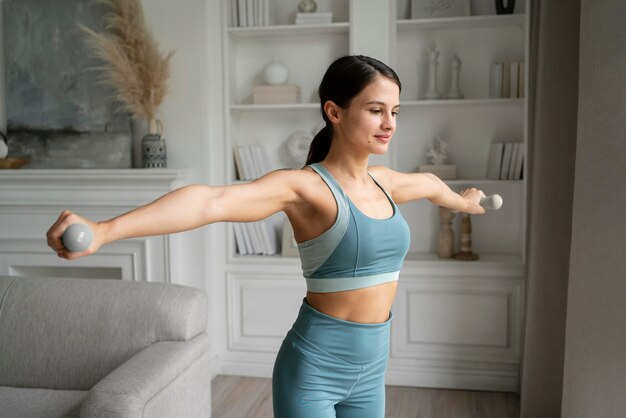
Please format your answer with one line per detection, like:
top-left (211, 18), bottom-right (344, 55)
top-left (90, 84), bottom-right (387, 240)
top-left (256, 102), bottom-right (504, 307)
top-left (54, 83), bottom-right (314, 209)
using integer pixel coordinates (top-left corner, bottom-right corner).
top-left (47, 55), bottom-right (486, 417)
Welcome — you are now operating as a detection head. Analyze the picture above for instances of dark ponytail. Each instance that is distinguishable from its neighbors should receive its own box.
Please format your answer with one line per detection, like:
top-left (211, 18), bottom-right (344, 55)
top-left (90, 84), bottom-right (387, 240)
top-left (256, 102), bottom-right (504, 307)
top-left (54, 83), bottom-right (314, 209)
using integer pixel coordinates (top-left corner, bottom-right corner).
top-left (305, 55), bottom-right (401, 165)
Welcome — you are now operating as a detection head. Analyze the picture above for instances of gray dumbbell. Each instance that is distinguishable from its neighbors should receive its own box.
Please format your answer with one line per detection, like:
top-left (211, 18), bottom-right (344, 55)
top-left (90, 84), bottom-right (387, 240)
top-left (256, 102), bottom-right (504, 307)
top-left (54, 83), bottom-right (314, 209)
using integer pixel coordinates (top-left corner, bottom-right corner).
top-left (62, 223), bottom-right (93, 253)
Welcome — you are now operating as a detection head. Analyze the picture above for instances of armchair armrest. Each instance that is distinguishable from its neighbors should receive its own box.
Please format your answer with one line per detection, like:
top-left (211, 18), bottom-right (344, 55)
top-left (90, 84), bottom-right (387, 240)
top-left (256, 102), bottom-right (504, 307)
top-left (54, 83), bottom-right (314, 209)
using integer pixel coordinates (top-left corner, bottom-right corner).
top-left (81, 333), bottom-right (210, 418)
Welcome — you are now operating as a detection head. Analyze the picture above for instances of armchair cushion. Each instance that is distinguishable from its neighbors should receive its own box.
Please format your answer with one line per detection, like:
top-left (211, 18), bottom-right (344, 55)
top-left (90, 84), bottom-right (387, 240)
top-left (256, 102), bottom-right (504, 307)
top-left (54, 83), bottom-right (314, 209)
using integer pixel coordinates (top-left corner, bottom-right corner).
top-left (0, 386), bottom-right (86, 418)
top-left (81, 334), bottom-right (210, 417)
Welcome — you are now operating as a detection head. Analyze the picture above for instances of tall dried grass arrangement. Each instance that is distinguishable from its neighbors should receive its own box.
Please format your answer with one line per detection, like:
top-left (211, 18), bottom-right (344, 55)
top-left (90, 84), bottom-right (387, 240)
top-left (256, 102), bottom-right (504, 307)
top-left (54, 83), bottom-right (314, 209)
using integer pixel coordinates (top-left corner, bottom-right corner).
top-left (79, 0), bottom-right (174, 122)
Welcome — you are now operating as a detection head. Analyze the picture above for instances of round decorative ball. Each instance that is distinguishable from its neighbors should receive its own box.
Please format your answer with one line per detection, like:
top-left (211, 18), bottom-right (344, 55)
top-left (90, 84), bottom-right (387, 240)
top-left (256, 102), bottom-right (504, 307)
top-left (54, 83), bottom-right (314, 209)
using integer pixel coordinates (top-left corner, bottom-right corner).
top-left (298, 0), bottom-right (317, 13)
top-left (0, 132), bottom-right (8, 159)
top-left (62, 223), bottom-right (94, 253)
top-left (0, 140), bottom-right (7, 160)
top-left (263, 58), bottom-right (289, 85)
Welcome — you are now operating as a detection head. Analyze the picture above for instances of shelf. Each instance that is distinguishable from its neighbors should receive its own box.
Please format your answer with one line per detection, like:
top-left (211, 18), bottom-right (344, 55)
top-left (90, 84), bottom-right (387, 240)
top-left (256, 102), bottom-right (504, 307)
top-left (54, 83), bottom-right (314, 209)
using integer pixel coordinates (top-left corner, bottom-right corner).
top-left (0, 168), bottom-right (191, 190)
top-left (444, 179), bottom-right (523, 185)
top-left (228, 253), bottom-right (300, 266)
top-left (400, 98), bottom-right (524, 108)
top-left (230, 99), bottom-right (523, 112)
top-left (397, 14), bottom-right (525, 31)
top-left (402, 252), bottom-right (525, 277)
top-left (230, 103), bottom-right (319, 112)
top-left (404, 252), bottom-right (521, 263)
top-left (229, 22), bottom-right (349, 39)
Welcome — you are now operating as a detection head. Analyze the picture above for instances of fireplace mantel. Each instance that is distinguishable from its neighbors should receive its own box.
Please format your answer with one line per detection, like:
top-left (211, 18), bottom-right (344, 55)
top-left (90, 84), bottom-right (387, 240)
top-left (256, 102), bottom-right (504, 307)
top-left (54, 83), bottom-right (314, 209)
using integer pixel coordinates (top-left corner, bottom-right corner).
top-left (0, 168), bottom-right (191, 207)
top-left (0, 168), bottom-right (192, 283)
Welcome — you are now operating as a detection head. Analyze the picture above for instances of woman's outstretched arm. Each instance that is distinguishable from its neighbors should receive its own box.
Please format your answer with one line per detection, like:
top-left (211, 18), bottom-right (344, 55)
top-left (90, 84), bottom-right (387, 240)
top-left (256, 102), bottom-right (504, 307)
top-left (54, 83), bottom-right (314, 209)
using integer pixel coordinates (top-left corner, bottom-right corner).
top-left (369, 166), bottom-right (486, 214)
top-left (47, 169), bottom-right (302, 259)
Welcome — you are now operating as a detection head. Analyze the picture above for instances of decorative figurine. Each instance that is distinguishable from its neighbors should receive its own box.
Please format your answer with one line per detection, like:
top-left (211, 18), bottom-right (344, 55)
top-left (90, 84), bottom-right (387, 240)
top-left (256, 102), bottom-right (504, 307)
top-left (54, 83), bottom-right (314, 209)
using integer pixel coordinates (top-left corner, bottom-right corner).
top-left (424, 42), bottom-right (442, 100)
top-left (453, 214), bottom-right (479, 260)
top-left (446, 54), bottom-right (465, 99)
top-left (419, 135), bottom-right (457, 179)
top-left (286, 130), bottom-right (313, 165)
top-left (495, 0), bottom-right (516, 14)
top-left (438, 207), bottom-right (455, 258)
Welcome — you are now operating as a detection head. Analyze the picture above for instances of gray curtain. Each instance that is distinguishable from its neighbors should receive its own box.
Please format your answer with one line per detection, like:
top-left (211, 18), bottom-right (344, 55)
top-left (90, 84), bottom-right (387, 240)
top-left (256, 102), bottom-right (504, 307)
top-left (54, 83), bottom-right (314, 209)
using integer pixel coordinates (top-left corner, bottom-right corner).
top-left (520, 0), bottom-right (580, 416)
top-left (521, 1), bottom-right (626, 417)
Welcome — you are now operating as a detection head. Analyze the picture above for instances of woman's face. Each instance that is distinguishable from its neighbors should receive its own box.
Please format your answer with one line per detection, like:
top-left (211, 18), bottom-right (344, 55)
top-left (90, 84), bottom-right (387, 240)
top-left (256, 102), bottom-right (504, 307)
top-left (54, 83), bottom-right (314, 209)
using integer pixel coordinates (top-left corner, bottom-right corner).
top-left (330, 75), bottom-right (400, 155)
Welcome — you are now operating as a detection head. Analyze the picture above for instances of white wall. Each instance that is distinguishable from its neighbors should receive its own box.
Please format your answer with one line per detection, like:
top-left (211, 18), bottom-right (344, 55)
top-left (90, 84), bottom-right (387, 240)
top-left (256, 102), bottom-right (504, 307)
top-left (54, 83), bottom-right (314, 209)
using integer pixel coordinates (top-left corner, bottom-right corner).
top-left (0, 0), bottom-right (215, 295)
top-left (0, 0), bottom-right (223, 372)
top-left (140, 0), bottom-right (211, 294)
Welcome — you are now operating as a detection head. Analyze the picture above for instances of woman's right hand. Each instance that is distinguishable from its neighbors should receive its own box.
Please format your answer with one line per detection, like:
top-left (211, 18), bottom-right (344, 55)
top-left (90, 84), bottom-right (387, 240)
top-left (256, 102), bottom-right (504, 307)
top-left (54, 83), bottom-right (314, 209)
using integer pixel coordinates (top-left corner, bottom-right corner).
top-left (46, 210), bottom-right (104, 260)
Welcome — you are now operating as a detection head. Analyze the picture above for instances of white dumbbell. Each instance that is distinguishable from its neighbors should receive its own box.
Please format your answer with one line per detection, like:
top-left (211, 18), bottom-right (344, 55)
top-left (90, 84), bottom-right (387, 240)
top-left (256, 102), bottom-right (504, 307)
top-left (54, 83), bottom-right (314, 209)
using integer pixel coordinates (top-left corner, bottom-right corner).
top-left (452, 194), bottom-right (503, 213)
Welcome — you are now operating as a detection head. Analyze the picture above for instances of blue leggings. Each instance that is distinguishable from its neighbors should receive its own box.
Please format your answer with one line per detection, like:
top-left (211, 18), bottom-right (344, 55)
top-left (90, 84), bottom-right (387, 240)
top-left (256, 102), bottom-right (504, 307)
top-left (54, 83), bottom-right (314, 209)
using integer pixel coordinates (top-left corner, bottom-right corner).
top-left (272, 298), bottom-right (391, 418)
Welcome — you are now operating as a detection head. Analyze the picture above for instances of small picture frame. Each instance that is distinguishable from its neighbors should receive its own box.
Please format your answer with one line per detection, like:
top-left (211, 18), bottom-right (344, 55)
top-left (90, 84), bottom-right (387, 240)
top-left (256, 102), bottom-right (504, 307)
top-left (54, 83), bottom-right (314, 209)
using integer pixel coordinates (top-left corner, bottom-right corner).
top-left (411, 0), bottom-right (471, 19)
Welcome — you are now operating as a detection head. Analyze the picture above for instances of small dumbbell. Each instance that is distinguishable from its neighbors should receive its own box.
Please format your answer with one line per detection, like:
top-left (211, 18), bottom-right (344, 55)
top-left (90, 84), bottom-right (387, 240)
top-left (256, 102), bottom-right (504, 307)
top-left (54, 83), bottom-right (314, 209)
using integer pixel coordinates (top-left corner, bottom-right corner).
top-left (452, 194), bottom-right (503, 213)
top-left (62, 223), bottom-right (93, 253)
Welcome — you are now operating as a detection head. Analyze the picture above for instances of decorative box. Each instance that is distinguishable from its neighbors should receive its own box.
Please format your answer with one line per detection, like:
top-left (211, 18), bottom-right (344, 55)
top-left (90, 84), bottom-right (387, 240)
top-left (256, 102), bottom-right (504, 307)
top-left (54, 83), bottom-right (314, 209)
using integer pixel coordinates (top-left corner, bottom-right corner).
top-left (253, 85), bottom-right (301, 104)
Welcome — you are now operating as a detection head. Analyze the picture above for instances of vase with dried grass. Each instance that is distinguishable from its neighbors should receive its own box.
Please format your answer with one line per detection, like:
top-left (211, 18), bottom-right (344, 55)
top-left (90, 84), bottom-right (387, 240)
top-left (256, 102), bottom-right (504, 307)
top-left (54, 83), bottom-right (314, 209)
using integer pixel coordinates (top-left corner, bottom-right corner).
top-left (79, 0), bottom-right (174, 168)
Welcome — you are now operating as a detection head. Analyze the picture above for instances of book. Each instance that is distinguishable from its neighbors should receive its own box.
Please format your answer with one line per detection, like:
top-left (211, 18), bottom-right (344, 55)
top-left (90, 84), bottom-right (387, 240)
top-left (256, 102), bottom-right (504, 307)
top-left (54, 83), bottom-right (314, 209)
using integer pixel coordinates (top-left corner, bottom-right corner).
top-left (233, 148), bottom-right (245, 180)
top-left (490, 63), bottom-right (503, 99)
top-left (230, 0), bottom-right (239, 27)
top-left (486, 142), bottom-right (504, 179)
top-left (499, 142), bottom-right (514, 180)
top-left (234, 146), bottom-right (254, 180)
top-left (508, 143), bottom-right (520, 179)
top-left (510, 62), bottom-right (520, 98)
top-left (518, 62), bottom-right (525, 98)
top-left (258, 221), bottom-right (278, 255)
top-left (245, 222), bottom-right (264, 254)
top-left (253, 222), bottom-right (268, 254)
top-left (513, 143), bottom-right (524, 180)
top-left (501, 62), bottom-right (511, 98)
top-left (233, 223), bottom-right (247, 255)
top-left (240, 222), bottom-right (253, 254)
top-left (295, 12), bottom-right (332, 25)
top-left (246, 0), bottom-right (254, 27)
top-left (237, 0), bottom-right (247, 26)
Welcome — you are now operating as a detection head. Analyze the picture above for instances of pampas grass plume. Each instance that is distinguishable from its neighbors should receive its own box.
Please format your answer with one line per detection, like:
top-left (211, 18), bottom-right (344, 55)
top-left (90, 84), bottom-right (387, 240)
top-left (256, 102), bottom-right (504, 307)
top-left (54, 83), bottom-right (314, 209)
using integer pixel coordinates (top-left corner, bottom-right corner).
top-left (79, 0), bottom-right (174, 121)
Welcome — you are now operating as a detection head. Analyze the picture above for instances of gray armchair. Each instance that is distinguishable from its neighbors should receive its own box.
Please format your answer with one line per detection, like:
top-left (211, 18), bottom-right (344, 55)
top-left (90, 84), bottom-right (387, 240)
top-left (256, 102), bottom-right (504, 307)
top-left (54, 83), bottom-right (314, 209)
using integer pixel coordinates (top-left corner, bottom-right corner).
top-left (0, 275), bottom-right (211, 418)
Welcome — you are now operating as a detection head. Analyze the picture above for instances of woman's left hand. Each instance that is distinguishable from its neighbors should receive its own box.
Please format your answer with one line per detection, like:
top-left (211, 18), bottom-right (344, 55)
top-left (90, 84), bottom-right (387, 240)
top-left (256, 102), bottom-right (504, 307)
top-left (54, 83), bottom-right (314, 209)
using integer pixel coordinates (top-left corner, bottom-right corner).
top-left (460, 188), bottom-right (486, 215)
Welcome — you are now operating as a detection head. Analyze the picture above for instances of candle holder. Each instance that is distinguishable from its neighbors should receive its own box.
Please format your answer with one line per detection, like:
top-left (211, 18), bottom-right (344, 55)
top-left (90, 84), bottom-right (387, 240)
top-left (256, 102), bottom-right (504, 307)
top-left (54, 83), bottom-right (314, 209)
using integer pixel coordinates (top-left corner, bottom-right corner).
top-left (453, 213), bottom-right (479, 261)
top-left (438, 207), bottom-right (455, 258)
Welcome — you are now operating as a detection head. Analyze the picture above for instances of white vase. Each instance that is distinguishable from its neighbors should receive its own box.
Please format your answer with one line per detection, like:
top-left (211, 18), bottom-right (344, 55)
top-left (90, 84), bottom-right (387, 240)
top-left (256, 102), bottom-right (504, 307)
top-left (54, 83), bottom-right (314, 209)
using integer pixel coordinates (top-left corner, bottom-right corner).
top-left (263, 57), bottom-right (289, 85)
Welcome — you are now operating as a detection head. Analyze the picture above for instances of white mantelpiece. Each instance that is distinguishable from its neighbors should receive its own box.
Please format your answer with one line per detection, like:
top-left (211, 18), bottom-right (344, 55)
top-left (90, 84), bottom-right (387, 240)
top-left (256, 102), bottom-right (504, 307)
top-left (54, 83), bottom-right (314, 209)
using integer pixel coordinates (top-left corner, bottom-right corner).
top-left (0, 168), bottom-right (190, 282)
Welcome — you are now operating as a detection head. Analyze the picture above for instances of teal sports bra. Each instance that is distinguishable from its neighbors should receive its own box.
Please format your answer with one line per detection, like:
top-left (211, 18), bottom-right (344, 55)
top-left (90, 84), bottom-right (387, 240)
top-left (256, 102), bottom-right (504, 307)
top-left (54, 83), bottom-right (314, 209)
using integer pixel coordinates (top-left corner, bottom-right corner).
top-left (297, 163), bottom-right (411, 293)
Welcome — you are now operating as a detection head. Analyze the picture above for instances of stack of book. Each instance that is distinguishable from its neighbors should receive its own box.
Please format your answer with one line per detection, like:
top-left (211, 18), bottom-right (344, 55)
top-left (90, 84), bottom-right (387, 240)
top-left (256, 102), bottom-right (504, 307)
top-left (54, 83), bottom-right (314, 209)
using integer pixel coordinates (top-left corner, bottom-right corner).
top-left (486, 142), bottom-right (524, 180)
top-left (295, 12), bottom-right (333, 25)
top-left (233, 220), bottom-right (279, 255)
top-left (234, 145), bottom-right (274, 180)
top-left (230, 0), bottom-right (270, 27)
top-left (490, 62), bottom-right (525, 99)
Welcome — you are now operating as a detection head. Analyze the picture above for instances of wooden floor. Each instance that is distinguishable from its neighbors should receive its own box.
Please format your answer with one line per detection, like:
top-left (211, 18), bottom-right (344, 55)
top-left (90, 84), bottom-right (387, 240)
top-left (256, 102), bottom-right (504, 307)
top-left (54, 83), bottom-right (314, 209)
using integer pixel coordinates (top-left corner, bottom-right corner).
top-left (212, 375), bottom-right (520, 418)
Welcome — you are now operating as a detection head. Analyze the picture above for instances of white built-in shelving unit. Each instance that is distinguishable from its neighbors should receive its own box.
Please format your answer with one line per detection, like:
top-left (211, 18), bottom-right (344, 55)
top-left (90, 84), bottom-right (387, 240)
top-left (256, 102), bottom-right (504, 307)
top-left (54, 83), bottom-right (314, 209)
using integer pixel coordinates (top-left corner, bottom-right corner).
top-left (217, 0), bottom-right (529, 392)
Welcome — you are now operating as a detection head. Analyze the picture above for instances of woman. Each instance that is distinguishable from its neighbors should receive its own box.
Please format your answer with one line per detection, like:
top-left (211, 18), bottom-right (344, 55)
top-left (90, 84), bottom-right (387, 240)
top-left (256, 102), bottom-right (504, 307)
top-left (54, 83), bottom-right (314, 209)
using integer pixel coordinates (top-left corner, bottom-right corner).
top-left (47, 55), bottom-right (486, 417)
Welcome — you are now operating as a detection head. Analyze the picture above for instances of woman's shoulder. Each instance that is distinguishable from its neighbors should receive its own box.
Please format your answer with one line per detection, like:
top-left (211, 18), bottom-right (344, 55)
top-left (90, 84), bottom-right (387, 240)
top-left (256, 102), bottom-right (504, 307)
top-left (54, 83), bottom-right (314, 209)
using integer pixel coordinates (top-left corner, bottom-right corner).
top-left (367, 165), bottom-right (397, 185)
top-left (262, 166), bottom-right (326, 189)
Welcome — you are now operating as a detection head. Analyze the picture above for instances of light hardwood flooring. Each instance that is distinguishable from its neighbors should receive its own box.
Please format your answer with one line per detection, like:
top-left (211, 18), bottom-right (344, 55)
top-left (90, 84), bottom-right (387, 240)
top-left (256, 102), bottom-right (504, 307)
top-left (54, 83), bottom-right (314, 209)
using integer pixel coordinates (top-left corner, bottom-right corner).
top-left (212, 375), bottom-right (520, 418)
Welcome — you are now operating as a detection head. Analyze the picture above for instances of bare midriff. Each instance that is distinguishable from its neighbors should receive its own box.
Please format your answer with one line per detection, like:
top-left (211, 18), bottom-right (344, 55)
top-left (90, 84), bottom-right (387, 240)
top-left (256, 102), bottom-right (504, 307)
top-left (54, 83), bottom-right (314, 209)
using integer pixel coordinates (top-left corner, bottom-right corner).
top-left (305, 280), bottom-right (398, 324)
